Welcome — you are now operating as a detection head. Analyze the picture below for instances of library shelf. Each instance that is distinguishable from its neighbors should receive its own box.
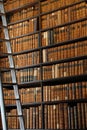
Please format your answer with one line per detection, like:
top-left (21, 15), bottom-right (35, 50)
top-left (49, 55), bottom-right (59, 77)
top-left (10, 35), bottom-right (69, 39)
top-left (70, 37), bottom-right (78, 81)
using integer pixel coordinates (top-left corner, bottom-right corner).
top-left (0, 0), bottom-right (87, 129)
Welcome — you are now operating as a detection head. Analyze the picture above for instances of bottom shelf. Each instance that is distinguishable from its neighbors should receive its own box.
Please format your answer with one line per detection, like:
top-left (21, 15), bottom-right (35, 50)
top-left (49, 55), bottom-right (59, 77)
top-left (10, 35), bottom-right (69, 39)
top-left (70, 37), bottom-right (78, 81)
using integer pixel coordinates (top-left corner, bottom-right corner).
top-left (3, 101), bottom-right (87, 130)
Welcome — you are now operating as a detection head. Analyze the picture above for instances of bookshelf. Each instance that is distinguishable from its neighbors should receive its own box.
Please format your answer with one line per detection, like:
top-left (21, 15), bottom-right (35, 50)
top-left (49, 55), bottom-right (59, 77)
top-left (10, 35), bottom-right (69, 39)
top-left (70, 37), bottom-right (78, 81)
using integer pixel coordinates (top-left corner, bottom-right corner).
top-left (0, 0), bottom-right (87, 129)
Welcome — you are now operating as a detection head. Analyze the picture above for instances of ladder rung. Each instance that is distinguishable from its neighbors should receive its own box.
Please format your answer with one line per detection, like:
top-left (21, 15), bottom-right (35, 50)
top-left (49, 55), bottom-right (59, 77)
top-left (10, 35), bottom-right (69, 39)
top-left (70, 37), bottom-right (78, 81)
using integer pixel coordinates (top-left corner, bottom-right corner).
top-left (0, 12), bottom-right (5, 16)
top-left (0, 25), bottom-right (7, 29)
top-left (0, 0), bottom-right (3, 3)
top-left (0, 52), bottom-right (12, 55)
top-left (0, 53), bottom-right (13, 58)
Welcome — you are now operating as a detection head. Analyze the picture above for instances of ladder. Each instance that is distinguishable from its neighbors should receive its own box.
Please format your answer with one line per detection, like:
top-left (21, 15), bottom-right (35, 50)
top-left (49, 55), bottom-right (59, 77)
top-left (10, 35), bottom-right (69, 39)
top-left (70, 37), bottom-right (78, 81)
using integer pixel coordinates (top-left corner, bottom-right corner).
top-left (0, 1), bottom-right (25, 130)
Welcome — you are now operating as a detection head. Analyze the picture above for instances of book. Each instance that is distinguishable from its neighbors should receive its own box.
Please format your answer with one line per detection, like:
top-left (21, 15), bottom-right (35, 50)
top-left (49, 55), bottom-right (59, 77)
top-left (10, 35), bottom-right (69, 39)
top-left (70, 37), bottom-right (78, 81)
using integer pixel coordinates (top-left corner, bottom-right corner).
top-left (41, 0), bottom-right (49, 13)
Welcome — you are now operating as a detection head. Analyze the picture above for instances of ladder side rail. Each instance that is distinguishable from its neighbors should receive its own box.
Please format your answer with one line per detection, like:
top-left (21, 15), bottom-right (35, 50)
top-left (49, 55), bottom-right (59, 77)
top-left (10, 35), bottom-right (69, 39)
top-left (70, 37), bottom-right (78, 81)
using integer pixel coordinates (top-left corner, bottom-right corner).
top-left (0, 2), bottom-right (25, 130)
top-left (0, 72), bottom-right (8, 130)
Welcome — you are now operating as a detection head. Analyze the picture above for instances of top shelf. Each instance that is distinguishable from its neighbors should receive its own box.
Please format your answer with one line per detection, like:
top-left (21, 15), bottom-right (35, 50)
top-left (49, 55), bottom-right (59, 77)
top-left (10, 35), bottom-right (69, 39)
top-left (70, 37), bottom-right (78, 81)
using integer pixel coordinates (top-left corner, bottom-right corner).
top-left (4, 1), bottom-right (38, 14)
top-left (4, 0), bottom-right (86, 14)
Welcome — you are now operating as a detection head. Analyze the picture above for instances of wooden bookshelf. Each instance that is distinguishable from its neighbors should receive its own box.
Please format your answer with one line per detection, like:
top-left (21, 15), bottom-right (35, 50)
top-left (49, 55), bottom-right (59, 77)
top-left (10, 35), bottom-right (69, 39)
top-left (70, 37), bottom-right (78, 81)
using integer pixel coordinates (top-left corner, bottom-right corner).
top-left (0, 0), bottom-right (87, 129)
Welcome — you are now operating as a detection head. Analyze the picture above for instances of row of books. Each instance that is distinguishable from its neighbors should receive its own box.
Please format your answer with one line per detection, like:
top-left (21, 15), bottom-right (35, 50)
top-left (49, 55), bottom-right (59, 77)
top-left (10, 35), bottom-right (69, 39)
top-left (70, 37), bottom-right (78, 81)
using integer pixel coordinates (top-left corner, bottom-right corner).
top-left (11, 34), bottom-right (39, 52)
top-left (5, 40), bottom-right (87, 58)
top-left (8, 18), bottom-right (39, 38)
top-left (6, 106), bottom-right (42, 129)
top-left (1, 9), bottom-right (86, 50)
top-left (43, 82), bottom-right (87, 101)
top-left (4, 80), bottom-right (87, 105)
top-left (6, 1), bottom-right (87, 24)
top-left (7, 4), bottom-right (39, 23)
top-left (4, 87), bottom-right (41, 105)
top-left (14, 51), bottom-right (40, 67)
top-left (43, 40), bottom-right (87, 62)
top-left (20, 88), bottom-right (41, 104)
top-left (5, 3), bottom-right (87, 39)
top-left (23, 107), bottom-right (42, 129)
top-left (4, 0), bottom-right (37, 11)
top-left (4, 89), bottom-right (16, 105)
top-left (4, 0), bottom-right (81, 12)
top-left (6, 109), bottom-right (19, 129)
top-left (6, 19), bottom-right (87, 49)
top-left (2, 71), bottom-right (12, 84)
top-left (40, 0), bottom-right (80, 13)
top-left (43, 59), bottom-right (87, 80)
top-left (0, 34), bottom-right (39, 53)
top-left (0, 28), bottom-right (5, 39)
top-left (0, 51), bottom-right (40, 69)
top-left (44, 103), bottom-right (87, 129)
top-left (0, 25), bottom-right (87, 55)
top-left (2, 67), bottom-right (40, 84)
top-left (0, 58), bottom-right (9, 69)
top-left (16, 68), bottom-right (40, 83)
top-left (41, 2), bottom-right (87, 28)
top-left (41, 20), bottom-right (87, 45)
top-left (70, 2), bottom-right (87, 21)
top-left (0, 42), bottom-right (7, 54)
top-left (5, 103), bottom-right (87, 129)
top-left (1, 39), bottom-right (87, 68)
top-left (1, 59), bottom-right (87, 83)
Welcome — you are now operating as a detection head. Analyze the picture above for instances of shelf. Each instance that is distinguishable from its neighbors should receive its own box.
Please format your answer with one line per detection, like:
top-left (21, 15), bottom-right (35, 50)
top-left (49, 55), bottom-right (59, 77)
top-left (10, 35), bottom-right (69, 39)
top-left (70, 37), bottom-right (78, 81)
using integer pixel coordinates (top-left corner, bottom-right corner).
top-left (1, 55), bottom-right (87, 71)
top-left (1, 68), bottom-right (15, 72)
top-left (7, 17), bottom-right (87, 41)
top-left (5, 1), bottom-right (38, 14)
top-left (0, 63), bottom-right (40, 72)
top-left (5, 103), bottom-right (41, 110)
top-left (5, 98), bottom-right (87, 109)
top-left (42, 74), bottom-right (87, 86)
top-left (11, 36), bottom-right (87, 56)
top-left (16, 64), bottom-right (40, 70)
top-left (6, 115), bottom-right (23, 117)
top-left (1, 1), bottom-right (87, 129)
top-left (2, 83), bottom-right (17, 89)
top-left (40, 17), bottom-right (87, 32)
top-left (41, 36), bottom-right (87, 50)
top-left (5, 104), bottom-right (17, 110)
top-left (22, 102), bottom-right (41, 108)
top-left (14, 55), bottom-right (87, 70)
top-left (0, 38), bottom-right (10, 42)
top-left (13, 47), bottom-right (40, 56)
top-left (18, 80), bottom-right (41, 88)
top-left (0, 36), bottom-right (86, 58)
top-left (0, 52), bottom-right (13, 58)
top-left (5, 0), bottom-right (85, 15)
top-left (8, 15), bottom-right (39, 26)
top-left (6, 1), bottom-right (86, 26)
top-left (42, 99), bottom-right (87, 105)
top-left (4, 128), bottom-right (87, 130)
top-left (40, 0), bottom-right (86, 16)
top-left (16, 74), bottom-right (87, 88)
top-left (10, 30), bottom-right (39, 40)
top-left (41, 55), bottom-right (87, 66)
top-left (2, 74), bottom-right (87, 89)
